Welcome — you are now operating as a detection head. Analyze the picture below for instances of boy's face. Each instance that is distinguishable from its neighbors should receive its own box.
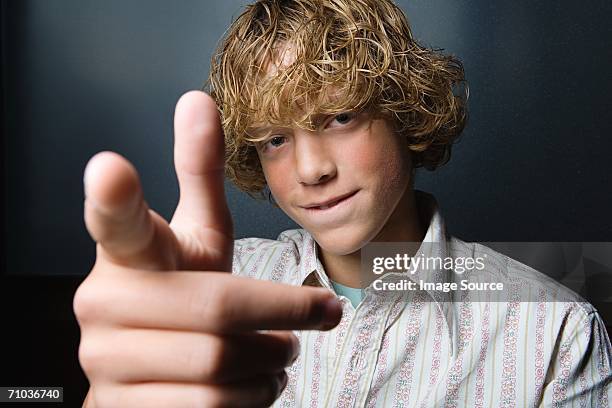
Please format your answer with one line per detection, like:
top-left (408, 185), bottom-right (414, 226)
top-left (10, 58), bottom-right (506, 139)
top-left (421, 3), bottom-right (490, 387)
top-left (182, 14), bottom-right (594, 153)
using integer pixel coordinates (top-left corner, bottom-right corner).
top-left (253, 110), bottom-right (414, 256)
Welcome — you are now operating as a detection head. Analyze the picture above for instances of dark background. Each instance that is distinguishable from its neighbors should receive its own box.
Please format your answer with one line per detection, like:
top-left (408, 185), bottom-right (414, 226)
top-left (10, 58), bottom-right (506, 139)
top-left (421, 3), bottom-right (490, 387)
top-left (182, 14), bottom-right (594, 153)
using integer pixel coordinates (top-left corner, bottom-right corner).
top-left (2, 0), bottom-right (611, 405)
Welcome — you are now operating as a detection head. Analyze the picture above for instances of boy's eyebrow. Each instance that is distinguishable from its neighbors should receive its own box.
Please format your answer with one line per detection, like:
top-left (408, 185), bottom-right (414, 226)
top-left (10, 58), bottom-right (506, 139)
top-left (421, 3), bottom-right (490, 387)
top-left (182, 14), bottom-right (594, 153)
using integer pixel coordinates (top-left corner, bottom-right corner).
top-left (247, 113), bottom-right (335, 135)
top-left (247, 124), bottom-right (290, 136)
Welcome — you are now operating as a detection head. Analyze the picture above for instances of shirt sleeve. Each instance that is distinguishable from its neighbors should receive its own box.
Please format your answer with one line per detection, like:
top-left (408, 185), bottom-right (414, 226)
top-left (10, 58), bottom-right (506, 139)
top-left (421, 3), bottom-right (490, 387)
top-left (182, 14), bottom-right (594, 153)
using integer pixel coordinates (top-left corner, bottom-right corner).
top-left (540, 305), bottom-right (612, 407)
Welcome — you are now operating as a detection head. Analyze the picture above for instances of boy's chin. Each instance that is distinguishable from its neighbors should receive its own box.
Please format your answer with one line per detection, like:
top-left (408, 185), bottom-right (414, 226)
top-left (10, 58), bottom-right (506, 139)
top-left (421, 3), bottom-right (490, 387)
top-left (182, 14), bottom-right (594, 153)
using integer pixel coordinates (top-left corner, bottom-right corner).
top-left (312, 229), bottom-right (372, 257)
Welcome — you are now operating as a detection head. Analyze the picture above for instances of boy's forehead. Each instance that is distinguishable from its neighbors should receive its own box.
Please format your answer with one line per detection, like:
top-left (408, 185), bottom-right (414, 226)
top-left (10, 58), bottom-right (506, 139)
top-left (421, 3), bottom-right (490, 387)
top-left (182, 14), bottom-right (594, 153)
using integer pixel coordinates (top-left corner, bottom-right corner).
top-left (246, 91), bottom-right (350, 133)
top-left (264, 42), bottom-right (297, 78)
top-left (246, 41), bottom-right (365, 132)
top-left (249, 49), bottom-right (352, 131)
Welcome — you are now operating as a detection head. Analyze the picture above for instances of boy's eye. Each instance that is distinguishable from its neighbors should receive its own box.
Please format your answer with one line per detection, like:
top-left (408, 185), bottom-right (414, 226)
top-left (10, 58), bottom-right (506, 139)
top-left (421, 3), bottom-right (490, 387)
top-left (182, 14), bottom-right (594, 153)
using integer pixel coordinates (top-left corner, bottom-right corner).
top-left (258, 113), bottom-right (356, 152)
top-left (262, 135), bottom-right (286, 150)
top-left (328, 112), bottom-right (356, 127)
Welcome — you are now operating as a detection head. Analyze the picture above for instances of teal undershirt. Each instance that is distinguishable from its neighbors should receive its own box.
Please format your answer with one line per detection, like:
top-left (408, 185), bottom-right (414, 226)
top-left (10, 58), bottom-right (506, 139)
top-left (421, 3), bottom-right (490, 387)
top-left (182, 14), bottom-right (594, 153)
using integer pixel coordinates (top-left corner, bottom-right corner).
top-left (330, 280), bottom-right (363, 309)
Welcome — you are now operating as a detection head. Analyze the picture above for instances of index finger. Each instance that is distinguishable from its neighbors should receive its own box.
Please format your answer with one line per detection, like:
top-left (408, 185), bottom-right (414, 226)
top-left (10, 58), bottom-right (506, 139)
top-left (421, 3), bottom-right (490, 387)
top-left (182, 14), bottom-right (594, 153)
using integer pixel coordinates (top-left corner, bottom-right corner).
top-left (83, 151), bottom-right (178, 270)
top-left (88, 270), bottom-right (343, 333)
top-left (207, 275), bottom-right (344, 332)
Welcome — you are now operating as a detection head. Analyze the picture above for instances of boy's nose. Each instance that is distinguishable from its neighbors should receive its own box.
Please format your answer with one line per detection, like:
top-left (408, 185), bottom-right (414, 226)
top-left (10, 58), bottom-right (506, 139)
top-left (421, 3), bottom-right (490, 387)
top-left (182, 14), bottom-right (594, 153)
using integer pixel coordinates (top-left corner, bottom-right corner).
top-left (294, 133), bottom-right (336, 185)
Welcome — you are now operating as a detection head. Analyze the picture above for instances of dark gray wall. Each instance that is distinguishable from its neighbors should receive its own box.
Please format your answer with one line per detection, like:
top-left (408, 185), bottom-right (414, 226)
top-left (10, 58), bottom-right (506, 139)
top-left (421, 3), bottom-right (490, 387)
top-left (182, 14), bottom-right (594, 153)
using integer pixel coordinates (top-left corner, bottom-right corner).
top-left (3, 0), bottom-right (611, 276)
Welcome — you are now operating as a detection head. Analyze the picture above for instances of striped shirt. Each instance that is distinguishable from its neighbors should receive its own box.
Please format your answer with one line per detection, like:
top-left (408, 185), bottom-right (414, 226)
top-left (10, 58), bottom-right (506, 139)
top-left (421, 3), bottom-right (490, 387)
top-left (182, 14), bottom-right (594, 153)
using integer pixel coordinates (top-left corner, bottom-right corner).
top-left (232, 192), bottom-right (612, 407)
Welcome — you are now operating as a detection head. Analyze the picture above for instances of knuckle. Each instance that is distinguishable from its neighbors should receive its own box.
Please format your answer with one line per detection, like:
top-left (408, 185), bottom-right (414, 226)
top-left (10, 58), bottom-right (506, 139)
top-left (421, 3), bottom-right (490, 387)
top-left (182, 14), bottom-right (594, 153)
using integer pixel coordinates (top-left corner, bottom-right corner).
top-left (186, 336), bottom-right (227, 381)
top-left (78, 337), bottom-right (106, 377)
top-left (73, 277), bottom-right (104, 325)
top-left (92, 385), bottom-right (119, 408)
top-left (195, 387), bottom-right (225, 408)
top-left (288, 296), bottom-right (315, 324)
top-left (190, 280), bottom-right (231, 331)
top-left (187, 284), bottom-right (213, 326)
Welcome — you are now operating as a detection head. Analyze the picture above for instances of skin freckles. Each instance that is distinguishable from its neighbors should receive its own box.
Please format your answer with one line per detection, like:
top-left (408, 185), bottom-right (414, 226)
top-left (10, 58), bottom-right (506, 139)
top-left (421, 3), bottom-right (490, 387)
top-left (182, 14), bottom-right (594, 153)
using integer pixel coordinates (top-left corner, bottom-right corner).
top-left (255, 112), bottom-right (424, 288)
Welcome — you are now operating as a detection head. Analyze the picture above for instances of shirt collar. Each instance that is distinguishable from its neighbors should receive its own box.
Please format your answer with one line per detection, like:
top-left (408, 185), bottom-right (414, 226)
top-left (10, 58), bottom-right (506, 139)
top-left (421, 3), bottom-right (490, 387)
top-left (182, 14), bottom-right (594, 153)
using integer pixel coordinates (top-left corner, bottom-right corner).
top-left (299, 230), bottom-right (332, 289)
top-left (298, 190), bottom-right (451, 285)
top-left (297, 190), bottom-right (456, 352)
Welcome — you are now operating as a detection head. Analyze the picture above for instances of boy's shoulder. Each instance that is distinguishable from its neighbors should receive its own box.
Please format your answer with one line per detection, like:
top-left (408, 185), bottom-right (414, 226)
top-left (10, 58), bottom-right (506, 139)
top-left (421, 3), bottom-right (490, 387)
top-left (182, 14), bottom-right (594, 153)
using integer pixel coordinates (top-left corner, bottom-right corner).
top-left (231, 229), bottom-right (602, 318)
top-left (449, 236), bottom-right (599, 317)
top-left (233, 228), bottom-right (306, 257)
top-left (231, 228), bottom-right (308, 284)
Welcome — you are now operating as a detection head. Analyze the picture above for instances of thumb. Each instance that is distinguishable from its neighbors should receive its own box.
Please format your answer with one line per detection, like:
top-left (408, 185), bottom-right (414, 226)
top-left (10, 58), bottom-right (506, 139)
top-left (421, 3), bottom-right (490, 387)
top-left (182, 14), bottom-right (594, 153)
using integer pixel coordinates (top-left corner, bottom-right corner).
top-left (170, 90), bottom-right (234, 272)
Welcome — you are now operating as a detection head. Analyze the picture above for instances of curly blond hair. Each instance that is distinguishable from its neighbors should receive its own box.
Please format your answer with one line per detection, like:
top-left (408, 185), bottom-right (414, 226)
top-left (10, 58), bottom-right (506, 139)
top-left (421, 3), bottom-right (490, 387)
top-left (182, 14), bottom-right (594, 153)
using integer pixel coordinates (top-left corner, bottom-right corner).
top-left (205, 0), bottom-right (468, 199)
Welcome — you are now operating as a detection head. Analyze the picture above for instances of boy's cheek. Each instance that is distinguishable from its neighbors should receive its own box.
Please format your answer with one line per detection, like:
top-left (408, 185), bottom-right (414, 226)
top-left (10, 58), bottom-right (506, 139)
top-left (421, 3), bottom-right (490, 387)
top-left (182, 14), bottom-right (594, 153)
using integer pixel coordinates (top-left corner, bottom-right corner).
top-left (264, 170), bottom-right (296, 214)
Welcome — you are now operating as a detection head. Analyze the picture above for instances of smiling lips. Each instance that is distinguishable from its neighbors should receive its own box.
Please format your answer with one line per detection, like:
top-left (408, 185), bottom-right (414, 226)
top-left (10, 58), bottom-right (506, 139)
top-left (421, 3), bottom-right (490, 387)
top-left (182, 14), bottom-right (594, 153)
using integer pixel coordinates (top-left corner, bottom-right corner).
top-left (301, 190), bottom-right (359, 210)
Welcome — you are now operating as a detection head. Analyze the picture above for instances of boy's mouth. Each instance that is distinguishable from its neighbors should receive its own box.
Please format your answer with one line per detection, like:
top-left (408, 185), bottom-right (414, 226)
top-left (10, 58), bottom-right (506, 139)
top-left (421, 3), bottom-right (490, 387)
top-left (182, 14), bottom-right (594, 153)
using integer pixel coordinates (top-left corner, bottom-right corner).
top-left (301, 190), bottom-right (359, 210)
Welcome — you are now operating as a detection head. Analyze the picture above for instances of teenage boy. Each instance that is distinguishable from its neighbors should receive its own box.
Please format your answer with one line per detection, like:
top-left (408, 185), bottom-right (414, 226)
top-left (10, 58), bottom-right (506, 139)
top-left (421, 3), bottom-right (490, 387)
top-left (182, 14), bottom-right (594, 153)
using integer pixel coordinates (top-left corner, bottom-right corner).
top-left (75, 0), bottom-right (611, 406)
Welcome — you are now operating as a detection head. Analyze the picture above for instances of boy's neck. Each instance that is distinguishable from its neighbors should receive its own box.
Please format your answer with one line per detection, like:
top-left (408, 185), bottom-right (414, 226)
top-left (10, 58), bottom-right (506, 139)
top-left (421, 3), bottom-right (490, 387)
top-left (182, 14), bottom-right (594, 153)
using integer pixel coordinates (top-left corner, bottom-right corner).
top-left (317, 188), bottom-right (425, 289)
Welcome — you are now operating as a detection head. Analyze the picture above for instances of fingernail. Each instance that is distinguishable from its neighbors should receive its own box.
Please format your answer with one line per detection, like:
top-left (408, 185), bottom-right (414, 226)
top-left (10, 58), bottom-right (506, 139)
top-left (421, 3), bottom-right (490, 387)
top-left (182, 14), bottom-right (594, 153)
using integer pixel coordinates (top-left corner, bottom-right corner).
top-left (321, 296), bottom-right (343, 329)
